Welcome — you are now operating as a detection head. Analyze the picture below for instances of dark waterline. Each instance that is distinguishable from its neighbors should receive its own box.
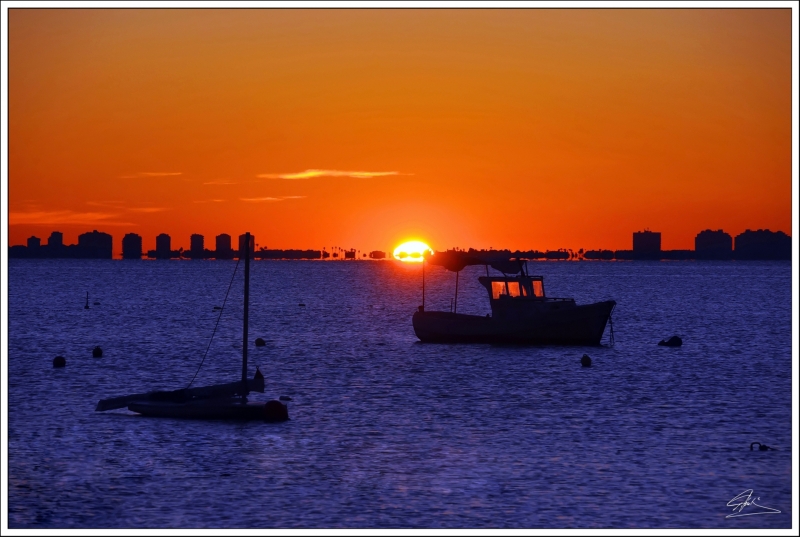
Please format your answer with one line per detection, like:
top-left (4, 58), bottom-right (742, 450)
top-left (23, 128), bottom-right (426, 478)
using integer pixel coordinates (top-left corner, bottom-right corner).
top-left (7, 259), bottom-right (793, 528)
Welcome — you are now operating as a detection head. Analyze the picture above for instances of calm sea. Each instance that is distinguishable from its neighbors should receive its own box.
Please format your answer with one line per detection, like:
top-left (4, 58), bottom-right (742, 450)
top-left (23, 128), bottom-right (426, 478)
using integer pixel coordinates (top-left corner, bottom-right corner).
top-left (6, 259), bottom-right (793, 528)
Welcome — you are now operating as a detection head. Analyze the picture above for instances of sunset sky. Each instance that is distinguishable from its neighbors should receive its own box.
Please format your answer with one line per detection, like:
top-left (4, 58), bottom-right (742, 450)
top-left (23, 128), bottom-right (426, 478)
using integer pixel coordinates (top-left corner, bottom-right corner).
top-left (7, 8), bottom-right (794, 255)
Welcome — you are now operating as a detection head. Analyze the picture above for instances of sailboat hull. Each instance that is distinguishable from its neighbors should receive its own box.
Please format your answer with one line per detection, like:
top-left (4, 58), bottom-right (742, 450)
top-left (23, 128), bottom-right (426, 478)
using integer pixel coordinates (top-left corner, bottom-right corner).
top-left (128, 399), bottom-right (288, 422)
top-left (412, 300), bottom-right (615, 345)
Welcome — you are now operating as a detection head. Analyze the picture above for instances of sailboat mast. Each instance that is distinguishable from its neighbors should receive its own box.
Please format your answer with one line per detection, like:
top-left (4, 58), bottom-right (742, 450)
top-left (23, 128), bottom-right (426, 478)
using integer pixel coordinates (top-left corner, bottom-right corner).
top-left (241, 232), bottom-right (251, 397)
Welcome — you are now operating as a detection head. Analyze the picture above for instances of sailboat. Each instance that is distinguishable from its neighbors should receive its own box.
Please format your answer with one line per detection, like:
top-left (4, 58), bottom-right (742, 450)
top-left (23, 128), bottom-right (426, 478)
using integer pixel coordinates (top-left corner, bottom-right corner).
top-left (96, 232), bottom-right (289, 422)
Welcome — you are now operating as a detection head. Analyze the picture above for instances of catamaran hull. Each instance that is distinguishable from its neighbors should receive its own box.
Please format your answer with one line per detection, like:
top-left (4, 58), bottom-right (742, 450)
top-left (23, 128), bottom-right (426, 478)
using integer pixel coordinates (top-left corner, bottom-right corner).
top-left (412, 300), bottom-right (615, 345)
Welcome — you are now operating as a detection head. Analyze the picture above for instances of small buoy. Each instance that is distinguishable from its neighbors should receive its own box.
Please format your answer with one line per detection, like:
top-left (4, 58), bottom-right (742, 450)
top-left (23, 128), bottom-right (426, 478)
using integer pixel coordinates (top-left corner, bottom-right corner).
top-left (93, 301), bottom-right (100, 306)
top-left (658, 335), bottom-right (682, 347)
top-left (298, 303), bottom-right (306, 307)
top-left (750, 442), bottom-right (776, 451)
top-left (254, 338), bottom-right (266, 347)
top-left (263, 400), bottom-right (289, 422)
top-left (92, 346), bottom-right (103, 358)
top-left (279, 395), bottom-right (292, 401)
top-left (581, 354), bottom-right (592, 367)
top-left (53, 356), bottom-right (66, 368)
top-left (213, 306), bottom-right (222, 310)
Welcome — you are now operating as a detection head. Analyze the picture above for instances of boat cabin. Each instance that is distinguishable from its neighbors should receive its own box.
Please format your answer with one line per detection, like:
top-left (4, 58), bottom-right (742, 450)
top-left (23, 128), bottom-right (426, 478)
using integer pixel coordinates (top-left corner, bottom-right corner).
top-left (477, 274), bottom-right (575, 318)
top-left (478, 275), bottom-right (545, 300)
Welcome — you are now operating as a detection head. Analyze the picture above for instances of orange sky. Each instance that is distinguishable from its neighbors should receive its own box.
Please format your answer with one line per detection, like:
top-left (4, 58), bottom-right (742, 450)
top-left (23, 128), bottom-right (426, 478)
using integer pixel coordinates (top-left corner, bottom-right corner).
top-left (8, 8), bottom-right (793, 255)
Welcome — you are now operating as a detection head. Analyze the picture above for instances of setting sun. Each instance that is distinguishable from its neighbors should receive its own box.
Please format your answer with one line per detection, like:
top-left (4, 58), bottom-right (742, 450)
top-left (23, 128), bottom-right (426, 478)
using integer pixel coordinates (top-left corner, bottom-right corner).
top-left (393, 241), bottom-right (432, 262)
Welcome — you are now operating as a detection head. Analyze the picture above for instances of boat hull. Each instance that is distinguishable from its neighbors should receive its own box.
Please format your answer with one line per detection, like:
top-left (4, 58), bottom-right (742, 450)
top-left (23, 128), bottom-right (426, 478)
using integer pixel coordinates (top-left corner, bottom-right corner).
top-left (412, 300), bottom-right (615, 345)
top-left (127, 398), bottom-right (288, 422)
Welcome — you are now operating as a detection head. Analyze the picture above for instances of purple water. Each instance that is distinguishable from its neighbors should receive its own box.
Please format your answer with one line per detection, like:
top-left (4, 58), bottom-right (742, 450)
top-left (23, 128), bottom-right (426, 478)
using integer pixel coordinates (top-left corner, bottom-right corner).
top-left (6, 259), bottom-right (793, 528)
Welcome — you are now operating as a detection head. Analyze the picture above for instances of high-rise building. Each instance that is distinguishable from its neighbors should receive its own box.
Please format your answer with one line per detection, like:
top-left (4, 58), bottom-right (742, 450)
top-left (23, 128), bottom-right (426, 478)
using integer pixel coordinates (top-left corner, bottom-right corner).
top-left (77, 230), bottom-right (112, 258)
top-left (47, 231), bottom-right (63, 248)
top-left (216, 233), bottom-right (233, 259)
top-left (633, 230), bottom-right (661, 254)
top-left (27, 236), bottom-right (41, 249)
top-left (190, 234), bottom-right (204, 259)
top-left (122, 233), bottom-right (143, 259)
top-left (155, 233), bottom-right (172, 259)
top-left (734, 229), bottom-right (791, 260)
top-left (238, 233), bottom-right (255, 258)
top-left (695, 229), bottom-right (732, 259)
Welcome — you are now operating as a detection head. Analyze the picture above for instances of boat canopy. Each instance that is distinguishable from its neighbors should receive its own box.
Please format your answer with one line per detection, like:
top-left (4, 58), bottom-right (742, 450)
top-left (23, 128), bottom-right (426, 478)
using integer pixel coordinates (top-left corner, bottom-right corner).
top-left (424, 250), bottom-right (524, 274)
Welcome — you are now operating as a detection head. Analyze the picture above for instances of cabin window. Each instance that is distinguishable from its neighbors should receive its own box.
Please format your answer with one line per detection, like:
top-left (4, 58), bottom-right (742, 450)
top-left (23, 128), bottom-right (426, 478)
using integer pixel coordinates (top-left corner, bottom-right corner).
top-left (532, 280), bottom-right (544, 297)
top-left (492, 281), bottom-right (523, 299)
top-left (491, 281), bottom-right (506, 299)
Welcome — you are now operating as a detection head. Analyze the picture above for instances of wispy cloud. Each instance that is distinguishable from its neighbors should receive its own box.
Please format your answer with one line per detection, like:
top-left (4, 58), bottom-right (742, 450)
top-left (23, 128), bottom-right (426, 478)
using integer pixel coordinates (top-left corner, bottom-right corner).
top-left (239, 195), bottom-right (307, 202)
top-left (203, 180), bottom-right (238, 185)
top-left (119, 172), bottom-right (183, 179)
top-left (87, 200), bottom-right (125, 207)
top-left (9, 210), bottom-right (133, 226)
top-left (257, 169), bottom-right (402, 180)
top-left (193, 199), bottom-right (227, 203)
top-left (128, 207), bottom-right (168, 213)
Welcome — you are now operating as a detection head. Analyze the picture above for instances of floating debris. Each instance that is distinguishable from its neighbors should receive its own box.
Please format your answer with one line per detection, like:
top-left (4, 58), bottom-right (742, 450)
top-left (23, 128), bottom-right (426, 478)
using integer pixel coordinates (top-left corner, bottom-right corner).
top-left (264, 400), bottom-right (289, 422)
top-left (92, 346), bottom-right (103, 358)
top-left (658, 335), bottom-right (683, 347)
top-left (53, 356), bottom-right (66, 368)
top-left (750, 442), bottom-right (776, 451)
top-left (254, 338), bottom-right (266, 347)
top-left (279, 395), bottom-right (292, 401)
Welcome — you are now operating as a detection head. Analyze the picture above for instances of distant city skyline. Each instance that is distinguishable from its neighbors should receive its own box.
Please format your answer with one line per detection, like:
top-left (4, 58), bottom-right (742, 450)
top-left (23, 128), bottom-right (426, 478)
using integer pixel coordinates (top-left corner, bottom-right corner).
top-left (7, 9), bottom-right (792, 255)
top-left (9, 227), bottom-right (791, 261)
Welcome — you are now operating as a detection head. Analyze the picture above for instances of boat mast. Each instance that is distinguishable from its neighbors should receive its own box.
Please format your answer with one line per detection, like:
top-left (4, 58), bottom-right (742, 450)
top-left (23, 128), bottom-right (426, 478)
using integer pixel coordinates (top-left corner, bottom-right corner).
top-left (241, 232), bottom-right (250, 398)
top-left (454, 270), bottom-right (459, 313)
top-left (422, 255), bottom-right (425, 311)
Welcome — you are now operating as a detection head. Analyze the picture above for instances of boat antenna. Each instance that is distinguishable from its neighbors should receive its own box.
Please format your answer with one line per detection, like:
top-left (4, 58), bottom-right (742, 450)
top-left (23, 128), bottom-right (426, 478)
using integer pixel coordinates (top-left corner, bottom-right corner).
top-left (454, 268), bottom-right (459, 313)
top-left (241, 232), bottom-right (251, 399)
top-left (186, 256), bottom-right (241, 389)
top-left (421, 254), bottom-right (425, 311)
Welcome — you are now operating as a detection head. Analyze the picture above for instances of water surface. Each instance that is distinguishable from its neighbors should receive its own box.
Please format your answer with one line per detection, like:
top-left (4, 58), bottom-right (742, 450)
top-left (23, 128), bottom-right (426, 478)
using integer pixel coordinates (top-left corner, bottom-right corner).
top-left (7, 259), bottom-right (793, 528)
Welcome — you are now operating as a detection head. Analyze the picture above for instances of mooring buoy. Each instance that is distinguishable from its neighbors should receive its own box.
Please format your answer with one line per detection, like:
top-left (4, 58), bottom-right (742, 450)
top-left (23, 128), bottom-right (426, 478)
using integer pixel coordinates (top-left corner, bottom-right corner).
top-left (299, 303), bottom-right (306, 307)
top-left (53, 356), bottom-right (66, 368)
top-left (581, 354), bottom-right (592, 367)
top-left (658, 335), bottom-right (682, 347)
top-left (92, 346), bottom-right (103, 358)
top-left (264, 400), bottom-right (289, 422)
top-left (254, 337), bottom-right (266, 347)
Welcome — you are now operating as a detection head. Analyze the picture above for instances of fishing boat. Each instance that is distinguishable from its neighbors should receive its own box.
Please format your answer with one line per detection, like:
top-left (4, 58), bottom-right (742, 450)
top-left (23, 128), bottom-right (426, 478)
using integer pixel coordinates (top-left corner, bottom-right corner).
top-left (412, 250), bottom-right (615, 345)
top-left (96, 232), bottom-right (289, 422)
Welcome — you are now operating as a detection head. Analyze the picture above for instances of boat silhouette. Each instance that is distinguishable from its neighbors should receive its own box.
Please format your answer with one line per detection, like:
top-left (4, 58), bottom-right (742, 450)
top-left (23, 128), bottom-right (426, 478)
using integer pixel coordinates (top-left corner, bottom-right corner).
top-left (96, 232), bottom-right (288, 422)
top-left (412, 250), bottom-right (615, 345)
